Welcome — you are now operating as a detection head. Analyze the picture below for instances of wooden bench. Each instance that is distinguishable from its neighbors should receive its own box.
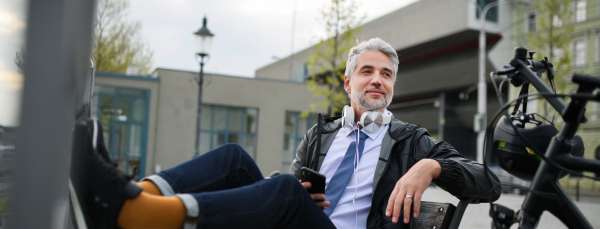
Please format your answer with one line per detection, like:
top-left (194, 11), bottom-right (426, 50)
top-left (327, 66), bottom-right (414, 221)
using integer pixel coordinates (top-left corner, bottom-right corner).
top-left (413, 198), bottom-right (475, 229)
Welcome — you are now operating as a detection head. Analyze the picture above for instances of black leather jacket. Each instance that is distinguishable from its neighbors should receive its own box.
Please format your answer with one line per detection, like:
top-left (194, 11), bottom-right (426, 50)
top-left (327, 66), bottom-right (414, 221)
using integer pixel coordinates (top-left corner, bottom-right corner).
top-left (290, 115), bottom-right (501, 229)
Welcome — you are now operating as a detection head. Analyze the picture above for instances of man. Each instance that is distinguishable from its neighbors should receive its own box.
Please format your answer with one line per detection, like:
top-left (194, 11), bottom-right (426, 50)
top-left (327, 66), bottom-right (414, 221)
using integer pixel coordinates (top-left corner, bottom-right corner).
top-left (75, 38), bottom-right (499, 229)
top-left (290, 37), bottom-right (500, 228)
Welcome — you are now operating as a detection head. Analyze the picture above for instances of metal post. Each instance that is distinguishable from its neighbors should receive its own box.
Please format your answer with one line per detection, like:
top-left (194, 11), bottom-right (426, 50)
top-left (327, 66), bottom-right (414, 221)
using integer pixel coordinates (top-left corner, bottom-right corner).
top-left (289, 1), bottom-right (296, 81)
top-left (438, 92), bottom-right (446, 141)
top-left (476, 0), bottom-right (530, 164)
top-left (576, 179), bottom-right (580, 202)
top-left (12, 0), bottom-right (96, 228)
top-left (194, 55), bottom-right (206, 157)
top-left (477, 1), bottom-right (501, 164)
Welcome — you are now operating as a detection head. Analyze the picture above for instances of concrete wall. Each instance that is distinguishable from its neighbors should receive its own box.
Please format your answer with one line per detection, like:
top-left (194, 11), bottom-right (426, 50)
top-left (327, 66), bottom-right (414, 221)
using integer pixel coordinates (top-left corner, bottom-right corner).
top-left (94, 74), bottom-right (160, 177)
top-left (153, 69), bottom-right (324, 176)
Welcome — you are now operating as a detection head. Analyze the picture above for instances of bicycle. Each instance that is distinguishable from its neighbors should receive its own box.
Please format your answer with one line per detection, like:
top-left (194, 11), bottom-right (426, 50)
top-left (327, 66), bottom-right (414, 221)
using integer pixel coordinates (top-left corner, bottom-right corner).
top-left (484, 46), bottom-right (600, 229)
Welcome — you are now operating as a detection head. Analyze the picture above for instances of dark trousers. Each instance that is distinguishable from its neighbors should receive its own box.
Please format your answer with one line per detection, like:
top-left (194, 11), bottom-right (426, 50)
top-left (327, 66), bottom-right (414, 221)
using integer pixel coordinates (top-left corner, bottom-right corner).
top-left (155, 143), bottom-right (336, 229)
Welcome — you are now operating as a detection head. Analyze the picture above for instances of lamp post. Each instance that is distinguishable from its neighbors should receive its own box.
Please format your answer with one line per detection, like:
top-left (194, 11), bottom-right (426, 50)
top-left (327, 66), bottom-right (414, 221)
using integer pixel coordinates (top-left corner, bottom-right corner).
top-left (193, 16), bottom-right (214, 157)
top-left (476, 0), bottom-right (529, 164)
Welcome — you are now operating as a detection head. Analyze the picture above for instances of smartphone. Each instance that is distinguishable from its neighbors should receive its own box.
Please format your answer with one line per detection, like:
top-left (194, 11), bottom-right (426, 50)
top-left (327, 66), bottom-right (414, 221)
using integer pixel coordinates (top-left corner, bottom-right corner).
top-left (300, 167), bottom-right (326, 194)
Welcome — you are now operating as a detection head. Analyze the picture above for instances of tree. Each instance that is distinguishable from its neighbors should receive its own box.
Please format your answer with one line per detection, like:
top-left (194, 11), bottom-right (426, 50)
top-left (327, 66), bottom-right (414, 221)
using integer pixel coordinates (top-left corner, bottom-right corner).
top-left (525, 0), bottom-right (574, 115)
top-left (14, 47), bottom-right (26, 74)
top-left (93, 0), bottom-right (153, 74)
top-left (304, 0), bottom-right (364, 117)
top-left (0, 198), bottom-right (9, 225)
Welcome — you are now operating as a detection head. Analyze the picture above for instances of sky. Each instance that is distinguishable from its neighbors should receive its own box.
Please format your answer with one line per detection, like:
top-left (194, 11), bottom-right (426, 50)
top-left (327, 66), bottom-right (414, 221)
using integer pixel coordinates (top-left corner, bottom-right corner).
top-left (0, 0), bottom-right (418, 126)
top-left (0, 0), bottom-right (26, 127)
top-left (128, 0), bottom-right (419, 76)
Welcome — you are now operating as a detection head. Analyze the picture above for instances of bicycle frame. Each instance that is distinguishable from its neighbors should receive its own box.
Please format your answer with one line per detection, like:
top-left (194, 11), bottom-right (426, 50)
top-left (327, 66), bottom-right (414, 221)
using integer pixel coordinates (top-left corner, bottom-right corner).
top-left (505, 54), bottom-right (600, 229)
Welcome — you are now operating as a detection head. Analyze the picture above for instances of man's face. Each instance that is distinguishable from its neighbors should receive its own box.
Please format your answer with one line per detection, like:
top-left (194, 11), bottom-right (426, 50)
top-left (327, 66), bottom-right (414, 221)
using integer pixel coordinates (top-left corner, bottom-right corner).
top-left (344, 50), bottom-right (394, 112)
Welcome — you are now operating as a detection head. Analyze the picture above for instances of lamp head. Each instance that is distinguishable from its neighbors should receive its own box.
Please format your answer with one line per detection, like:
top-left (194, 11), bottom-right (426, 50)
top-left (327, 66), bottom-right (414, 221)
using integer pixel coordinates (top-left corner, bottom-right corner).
top-left (194, 15), bottom-right (214, 56)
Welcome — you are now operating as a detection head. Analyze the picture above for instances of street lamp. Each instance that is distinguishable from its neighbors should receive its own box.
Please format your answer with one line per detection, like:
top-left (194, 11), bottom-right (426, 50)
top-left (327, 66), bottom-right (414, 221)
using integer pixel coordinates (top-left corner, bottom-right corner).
top-left (193, 15), bottom-right (214, 157)
top-left (476, 0), bottom-right (530, 164)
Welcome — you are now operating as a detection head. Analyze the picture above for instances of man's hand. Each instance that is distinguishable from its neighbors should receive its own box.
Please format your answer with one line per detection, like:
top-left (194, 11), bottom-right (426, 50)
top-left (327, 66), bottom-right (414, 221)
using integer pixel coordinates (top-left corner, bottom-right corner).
top-left (385, 159), bottom-right (441, 224)
top-left (301, 181), bottom-right (330, 210)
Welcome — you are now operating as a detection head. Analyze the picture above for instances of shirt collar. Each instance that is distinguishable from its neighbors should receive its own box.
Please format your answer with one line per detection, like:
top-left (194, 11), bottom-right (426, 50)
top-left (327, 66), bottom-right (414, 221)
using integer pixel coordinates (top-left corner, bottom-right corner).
top-left (342, 109), bottom-right (390, 140)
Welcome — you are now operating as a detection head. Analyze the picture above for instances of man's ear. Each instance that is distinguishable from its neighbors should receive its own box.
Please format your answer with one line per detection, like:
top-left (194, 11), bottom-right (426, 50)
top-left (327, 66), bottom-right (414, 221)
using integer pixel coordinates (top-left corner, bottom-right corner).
top-left (344, 75), bottom-right (351, 94)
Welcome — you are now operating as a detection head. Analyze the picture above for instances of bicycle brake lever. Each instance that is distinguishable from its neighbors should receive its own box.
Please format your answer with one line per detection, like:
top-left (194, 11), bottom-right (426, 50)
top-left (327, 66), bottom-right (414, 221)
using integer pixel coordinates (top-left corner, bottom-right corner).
top-left (543, 57), bottom-right (555, 81)
top-left (495, 65), bottom-right (516, 76)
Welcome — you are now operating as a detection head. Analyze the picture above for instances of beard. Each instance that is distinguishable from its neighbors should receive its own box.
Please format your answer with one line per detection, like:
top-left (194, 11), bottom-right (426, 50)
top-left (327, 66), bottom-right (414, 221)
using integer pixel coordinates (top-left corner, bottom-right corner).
top-left (350, 85), bottom-right (392, 110)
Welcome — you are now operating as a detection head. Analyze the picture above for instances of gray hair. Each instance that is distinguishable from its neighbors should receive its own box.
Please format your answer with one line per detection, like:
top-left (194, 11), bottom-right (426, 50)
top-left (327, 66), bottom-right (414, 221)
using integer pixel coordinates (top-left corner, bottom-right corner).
top-left (344, 38), bottom-right (399, 80)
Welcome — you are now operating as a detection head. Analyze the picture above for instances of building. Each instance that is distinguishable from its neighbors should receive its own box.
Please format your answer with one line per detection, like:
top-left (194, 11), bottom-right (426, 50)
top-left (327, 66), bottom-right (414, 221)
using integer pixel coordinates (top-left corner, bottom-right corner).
top-left (94, 70), bottom-right (323, 179)
top-left (511, 0), bottom-right (600, 192)
top-left (96, 0), bottom-right (534, 180)
top-left (257, 0), bottom-right (517, 160)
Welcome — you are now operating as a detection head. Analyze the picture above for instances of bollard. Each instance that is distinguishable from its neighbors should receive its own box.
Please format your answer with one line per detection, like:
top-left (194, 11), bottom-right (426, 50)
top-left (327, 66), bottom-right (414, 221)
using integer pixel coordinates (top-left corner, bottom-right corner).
top-left (576, 179), bottom-right (580, 202)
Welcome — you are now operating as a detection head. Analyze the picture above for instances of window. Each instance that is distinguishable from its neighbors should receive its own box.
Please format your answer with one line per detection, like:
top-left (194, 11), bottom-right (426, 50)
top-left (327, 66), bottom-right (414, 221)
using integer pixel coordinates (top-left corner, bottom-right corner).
top-left (553, 15), bottom-right (563, 27)
top-left (294, 63), bottom-right (308, 83)
top-left (283, 112), bottom-right (319, 164)
top-left (552, 48), bottom-right (564, 62)
top-left (527, 12), bottom-right (536, 32)
top-left (591, 99), bottom-right (600, 120)
top-left (575, 0), bottom-right (586, 23)
top-left (476, 0), bottom-right (499, 22)
top-left (573, 40), bottom-right (586, 67)
top-left (200, 105), bottom-right (258, 158)
top-left (596, 34), bottom-right (600, 63)
top-left (93, 85), bottom-right (150, 180)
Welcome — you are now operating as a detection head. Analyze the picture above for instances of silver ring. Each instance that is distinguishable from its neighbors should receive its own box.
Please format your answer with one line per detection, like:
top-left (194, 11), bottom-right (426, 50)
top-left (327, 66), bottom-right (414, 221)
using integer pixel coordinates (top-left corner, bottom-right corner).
top-left (405, 195), bottom-right (412, 199)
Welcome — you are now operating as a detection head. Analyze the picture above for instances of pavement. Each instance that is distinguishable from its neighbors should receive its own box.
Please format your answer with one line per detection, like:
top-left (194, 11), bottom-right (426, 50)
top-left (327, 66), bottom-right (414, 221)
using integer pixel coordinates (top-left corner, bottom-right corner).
top-left (420, 186), bottom-right (600, 228)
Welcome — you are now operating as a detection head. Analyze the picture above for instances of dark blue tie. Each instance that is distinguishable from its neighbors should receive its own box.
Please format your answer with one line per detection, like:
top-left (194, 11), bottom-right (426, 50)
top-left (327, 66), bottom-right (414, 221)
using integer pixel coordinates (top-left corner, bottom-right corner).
top-left (323, 131), bottom-right (368, 216)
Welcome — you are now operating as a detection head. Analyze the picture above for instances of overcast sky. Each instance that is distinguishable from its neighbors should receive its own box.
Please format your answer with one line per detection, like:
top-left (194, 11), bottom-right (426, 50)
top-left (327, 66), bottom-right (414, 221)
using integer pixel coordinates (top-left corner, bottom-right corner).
top-left (128, 0), bottom-right (418, 76)
top-left (0, 0), bottom-right (418, 126)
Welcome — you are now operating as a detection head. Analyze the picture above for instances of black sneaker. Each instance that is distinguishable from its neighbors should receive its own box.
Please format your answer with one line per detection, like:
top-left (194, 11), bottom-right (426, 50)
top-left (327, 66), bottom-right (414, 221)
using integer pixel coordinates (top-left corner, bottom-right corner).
top-left (90, 119), bottom-right (116, 166)
top-left (71, 119), bottom-right (142, 229)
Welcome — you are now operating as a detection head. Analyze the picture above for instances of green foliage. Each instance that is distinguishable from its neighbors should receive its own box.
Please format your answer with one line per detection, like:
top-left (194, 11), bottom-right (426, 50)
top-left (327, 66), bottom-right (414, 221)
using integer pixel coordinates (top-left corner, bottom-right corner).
top-left (526, 0), bottom-right (574, 94)
top-left (525, 0), bottom-right (575, 117)
top-left (0, 198), bottom-right (9, 225)
top-left (305, 0), bottom-right (364, 117)
top-left (93, 0), bottom-right (153, 74)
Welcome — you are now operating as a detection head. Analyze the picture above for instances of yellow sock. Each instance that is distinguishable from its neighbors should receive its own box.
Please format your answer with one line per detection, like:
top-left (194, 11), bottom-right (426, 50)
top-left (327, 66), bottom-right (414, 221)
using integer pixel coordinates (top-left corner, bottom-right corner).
top-left (117, 192), bottom-right (186, 229)
top-left (138, 180), bottom-right (162, 195)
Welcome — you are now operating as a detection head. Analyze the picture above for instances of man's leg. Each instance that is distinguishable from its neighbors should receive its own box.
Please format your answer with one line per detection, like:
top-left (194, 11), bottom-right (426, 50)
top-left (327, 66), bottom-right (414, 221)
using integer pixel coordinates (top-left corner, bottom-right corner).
top-left (119, 143), bottom-right (265, 228)
top-left (76, 135), bottom-right (332, 229)
top-left (188, 174), bottom-right (335, 229)
top-left (140, 143), bottom-right (264, 196)
top-left (121, 145), bottom-right (334, 228)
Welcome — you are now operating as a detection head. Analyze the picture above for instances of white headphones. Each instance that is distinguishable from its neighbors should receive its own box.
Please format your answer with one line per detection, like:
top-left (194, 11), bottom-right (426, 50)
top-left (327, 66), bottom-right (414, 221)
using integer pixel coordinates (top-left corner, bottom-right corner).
top-left (341, 105), bottom-right (392, 133)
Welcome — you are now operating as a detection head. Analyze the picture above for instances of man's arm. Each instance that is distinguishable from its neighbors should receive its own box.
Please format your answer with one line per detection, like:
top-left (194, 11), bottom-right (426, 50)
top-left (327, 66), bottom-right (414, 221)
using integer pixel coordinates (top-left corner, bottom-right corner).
top-left (289, 126), bottom-right (331, 210)
top-left (427, 139), bottom-right (501, 201)
top-left (385, 136), bottom-right (501, 224)
top-left (289, 128), bottom-right (310, 178)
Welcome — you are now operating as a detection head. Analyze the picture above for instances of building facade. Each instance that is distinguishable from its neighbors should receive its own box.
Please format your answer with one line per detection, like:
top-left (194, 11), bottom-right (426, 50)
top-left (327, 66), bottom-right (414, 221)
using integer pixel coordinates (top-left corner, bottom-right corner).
top-left (511, 0), bottom-right (600, 192)
top-left (94, 70), bottom-right (323, 179)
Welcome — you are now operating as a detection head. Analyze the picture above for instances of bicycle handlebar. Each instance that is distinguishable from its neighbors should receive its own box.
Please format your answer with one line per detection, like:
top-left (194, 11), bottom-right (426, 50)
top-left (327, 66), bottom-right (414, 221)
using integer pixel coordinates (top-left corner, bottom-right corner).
top-left (572, 73), bottom-right (600, 90)
top-left (557, 154), bottom-right (600, 175)
top-left (508, 59), bottom-right (567, 115)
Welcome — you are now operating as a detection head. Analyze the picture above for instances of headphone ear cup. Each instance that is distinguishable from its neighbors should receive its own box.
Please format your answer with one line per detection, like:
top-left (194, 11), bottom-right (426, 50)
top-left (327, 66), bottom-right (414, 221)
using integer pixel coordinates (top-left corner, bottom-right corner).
top-left (342, 105), bottom-right (354, 127)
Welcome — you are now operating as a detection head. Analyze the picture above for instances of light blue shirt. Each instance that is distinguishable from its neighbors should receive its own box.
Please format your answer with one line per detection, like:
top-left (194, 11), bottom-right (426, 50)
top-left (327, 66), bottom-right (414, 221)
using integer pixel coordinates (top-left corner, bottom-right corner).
top-left (319, 110), bottom-right (390, 229)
